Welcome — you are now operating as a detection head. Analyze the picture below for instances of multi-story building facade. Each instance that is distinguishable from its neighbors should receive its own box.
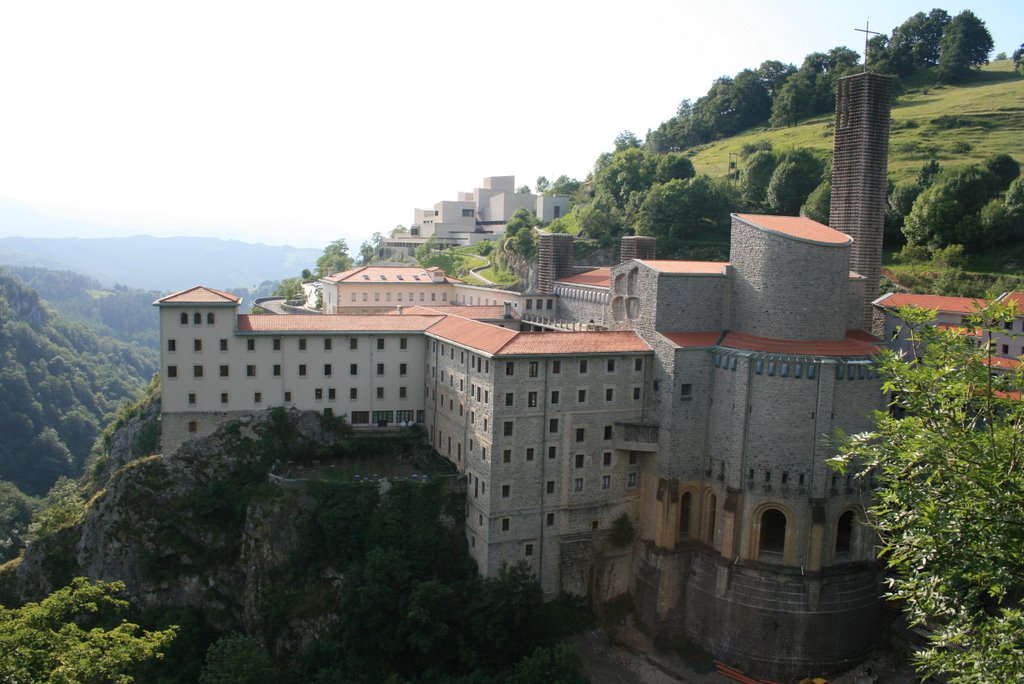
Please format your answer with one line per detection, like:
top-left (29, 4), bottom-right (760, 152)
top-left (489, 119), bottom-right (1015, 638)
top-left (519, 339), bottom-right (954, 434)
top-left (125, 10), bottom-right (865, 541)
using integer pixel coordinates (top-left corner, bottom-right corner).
top-left (157, 212), bottom-right (887, 678)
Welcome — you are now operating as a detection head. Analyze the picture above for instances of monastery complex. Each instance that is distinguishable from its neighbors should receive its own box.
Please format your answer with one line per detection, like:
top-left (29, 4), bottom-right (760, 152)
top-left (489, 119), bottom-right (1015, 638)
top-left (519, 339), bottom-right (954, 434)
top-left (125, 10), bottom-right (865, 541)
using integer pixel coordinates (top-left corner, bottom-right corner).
top-left (152, 72), bottom-right (1022, 678)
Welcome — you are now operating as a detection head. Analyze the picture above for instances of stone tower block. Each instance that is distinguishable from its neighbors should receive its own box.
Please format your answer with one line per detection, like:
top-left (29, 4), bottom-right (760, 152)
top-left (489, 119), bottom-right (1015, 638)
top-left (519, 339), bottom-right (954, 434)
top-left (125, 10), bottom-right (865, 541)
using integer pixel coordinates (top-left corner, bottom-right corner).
top-left (537, 232), bottom-right (575, 294)
top-left (830, 72), bottom-right (893, 329)
top-left (620, 235), bottom-right (656, 263)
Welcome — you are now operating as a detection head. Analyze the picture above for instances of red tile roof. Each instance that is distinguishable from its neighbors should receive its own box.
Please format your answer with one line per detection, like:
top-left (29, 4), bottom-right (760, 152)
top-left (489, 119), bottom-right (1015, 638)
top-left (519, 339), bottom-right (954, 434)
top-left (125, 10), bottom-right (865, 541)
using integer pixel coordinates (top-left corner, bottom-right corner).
top-left (733, 214), bottom-right (851, 245)
top-left (636, 260), bottom-right (730, 274)
top-left (322, 265), bottom-right (462, 284)
top-left (156, 286), bottom-right (241, 305)
top-left (557, 268), bottom-right (611, 287)
top-left (426, 316), bottom-right (518, 354)
top-left (720, 330), bottom-right (879, 357)
top-left (390, 305), bottom-right (515, 319)
top-left (936, 323), bottom-right (981, 337)
top-left (497, 331), bottom-right (651, 356)
top-left (983, 356), bottom-right (1021, 370)
top-left (873, 292), bottom-right (985, 314)
top-left (997, 292), bottom-right (1024, 310)
top-left (662, 331), bottom-right (723, 348)
top-left (237, 314), bottom-right (442, 333)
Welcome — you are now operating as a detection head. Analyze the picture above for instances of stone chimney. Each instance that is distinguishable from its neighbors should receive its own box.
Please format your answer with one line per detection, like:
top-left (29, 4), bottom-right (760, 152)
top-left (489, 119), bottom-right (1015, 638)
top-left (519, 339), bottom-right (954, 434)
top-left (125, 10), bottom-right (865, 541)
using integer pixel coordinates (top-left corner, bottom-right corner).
top-left (620, 235), bottom-right (656, 263)
top-left (503, 301), bottom-right (513, 319)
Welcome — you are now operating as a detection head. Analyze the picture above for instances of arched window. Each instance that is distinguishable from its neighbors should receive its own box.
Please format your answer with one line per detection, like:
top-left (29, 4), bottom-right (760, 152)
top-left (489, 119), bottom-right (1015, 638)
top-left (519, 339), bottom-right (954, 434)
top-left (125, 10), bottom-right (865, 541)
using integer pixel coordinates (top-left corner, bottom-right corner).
top-left (705, 493), bottom-right (717, 544)
top-left (835, 510), bottom-right (854, 559)
top-left (679, 492), bottom-right (692, 541)
top-left (207, 312), bottom-right (215, 325)
top-left (180, 312), bottom-right (188, 325)
top-left (193, 312), bottom-right (202, 325)
top-left (759, 509), bottom-right (787, 563)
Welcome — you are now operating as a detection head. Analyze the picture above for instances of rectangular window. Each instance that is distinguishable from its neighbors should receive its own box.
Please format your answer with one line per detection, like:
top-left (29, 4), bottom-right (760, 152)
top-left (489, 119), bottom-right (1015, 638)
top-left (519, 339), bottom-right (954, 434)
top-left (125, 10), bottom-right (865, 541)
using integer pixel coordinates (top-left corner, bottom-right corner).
top-left (635, 358), bottom-right (643, 371)
top-left (579, 359), bottom-right (588, 374)
top-left (680, 383), bottom-right (692, 399)
top-left (575, 453), bottom-right (585, 468)
top-left (525, 543), bottom-right (533, 557)
top-left (220, 365), bottom-right (229, 377)
top-left (607, 359), bottom-right (615, 372)
top-left (273, 338), bottom-right (281, 351)
top-left (315, 388), bottom-right (323, 400)
top-left (188, 420), bottom-right (197, 432)
top-left (574, 478), bottom-right (584, 492)
top-left (627, 472), bottom-right (637, 488)
top-left (328, 388), bottom-right (336, 400)
top-left (254, 392), bottom-right (262, 404)
top-left (247, 339), bottom-right (255, 351)
top-left (400, 337), bottom-right (407, 350)
top-left (219, 339), bottom-right (228, 351)
top-left (529, 361), bottom-right (538, 377)
top-left (505, 362), bottom-right (514, 376)
top-left (526, 298), bottom-right (533, 310)
top-left (324, 364), bottom-right (332, 377)
top-left (194, 339), bottom-right (202, 352)
top-left (549, 418), bottom-right (559, 433)
top-left (221, 392), bottom-right (228, 404)
top-left (528, 391), bottom-right (537, 407)
top-left (526, 448), bottom-right (534, 461)
top-left (350, 387), bottom-right (357, 399)
top-left (324, 338), bottom-right (332, 351)
top-left (602, 475), bottom-right (611, 489)
top-left (502, 518), bottom-right (510, 531)
top-left (400, 363), bottom-right (407, 376)
top-left (298, 338), bottom-right (307, 351)
top-left (633, 387), bottom-right (641, 400)
top-left (188, 392), bottom-right (196, 405)
top-left (551, 390), bottom-right (559, 405)
top-left (502, 484), bottom-right (510, 498)
top-left (603, 451), bottom-right (612, 466)
top-left (576, 428), bottom-right (585, 442)
top-left (351, 411), bottom-right (369, 424)
top-left (193, 365), bottom-right (203, 378)
top-left (377, 338), bottom-right (385, 350)
top-left (578, 389), bottom-right (586, 403)
top-left (503, 421), bottom-right (513, 436)
top-left (503, 449), bottom-right (511, 464)
top-left (350, 338), bottom-right (358, 350)
top-left (244, 365), bottom-right (254, 377)
top-left (552, 360), bottom-right (561, 374)
top-left (167, 365), bottom-right (178, 378)
top-left (376, 387), bottom-right (384, 399)
top-left (629, 452), bottom-right (638, 465)
top-left (299, 364), bottom-right (307, 376)
top-left (284, 391), bottom-right (291, 402)
top-left (604, 425), bottom-right (612, 440)
top-left (350, 363), bottom-right (358, 375)
top-left (399, 386), bottom-right (407, 398)
top-left (168, 339), bottom-right (176, 352)
top-left (546, 481), bottom-right (555, 494)
top-left (548, 446), bottom-right (556, 459)
top-left (377, 363), bottom-right (384, 375)
top-left (273, 364), bottom-right (281, 376)
top-left (546, 512), bottom-right (554, 526)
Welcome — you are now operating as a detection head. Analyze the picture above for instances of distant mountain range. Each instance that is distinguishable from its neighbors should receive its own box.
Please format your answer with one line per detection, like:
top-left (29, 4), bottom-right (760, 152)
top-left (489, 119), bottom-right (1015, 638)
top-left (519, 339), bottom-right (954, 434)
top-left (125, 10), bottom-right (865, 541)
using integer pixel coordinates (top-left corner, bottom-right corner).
top-left (0, 234), bottom-right (321, 292)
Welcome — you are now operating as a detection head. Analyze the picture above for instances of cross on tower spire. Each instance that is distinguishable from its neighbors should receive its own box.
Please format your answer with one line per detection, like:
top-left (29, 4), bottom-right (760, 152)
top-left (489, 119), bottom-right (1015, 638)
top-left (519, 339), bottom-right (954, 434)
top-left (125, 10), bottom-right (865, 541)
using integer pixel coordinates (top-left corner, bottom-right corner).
top-left (855, 19), bottom-right (881, 70)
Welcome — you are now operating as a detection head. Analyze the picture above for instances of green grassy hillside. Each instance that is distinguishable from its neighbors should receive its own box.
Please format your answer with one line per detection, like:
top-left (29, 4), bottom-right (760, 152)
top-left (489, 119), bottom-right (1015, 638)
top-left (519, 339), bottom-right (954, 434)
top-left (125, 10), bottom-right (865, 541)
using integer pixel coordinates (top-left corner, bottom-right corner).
top-left (688, 60), bottom-right (1024, 183)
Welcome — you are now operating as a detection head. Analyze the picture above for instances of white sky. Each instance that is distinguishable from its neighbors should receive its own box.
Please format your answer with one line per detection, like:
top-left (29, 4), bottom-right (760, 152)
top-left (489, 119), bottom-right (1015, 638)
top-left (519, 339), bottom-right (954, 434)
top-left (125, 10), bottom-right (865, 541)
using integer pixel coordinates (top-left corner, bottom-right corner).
top-left (0, 1), bottom-right (1018, 249)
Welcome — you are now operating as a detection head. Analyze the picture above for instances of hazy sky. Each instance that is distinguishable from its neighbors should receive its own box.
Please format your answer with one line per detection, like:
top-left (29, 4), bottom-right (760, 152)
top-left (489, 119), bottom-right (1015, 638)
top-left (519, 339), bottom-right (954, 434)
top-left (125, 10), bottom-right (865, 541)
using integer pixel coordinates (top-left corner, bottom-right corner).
top-left (0, 1), bottom-right (1018, 249)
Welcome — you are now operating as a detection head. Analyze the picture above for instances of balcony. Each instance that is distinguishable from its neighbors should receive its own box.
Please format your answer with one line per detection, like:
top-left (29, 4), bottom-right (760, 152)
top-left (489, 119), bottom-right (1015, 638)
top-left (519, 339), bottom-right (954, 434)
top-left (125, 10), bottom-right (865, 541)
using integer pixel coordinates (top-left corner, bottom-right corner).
top-left (613, 421), bottom-right (659, 452)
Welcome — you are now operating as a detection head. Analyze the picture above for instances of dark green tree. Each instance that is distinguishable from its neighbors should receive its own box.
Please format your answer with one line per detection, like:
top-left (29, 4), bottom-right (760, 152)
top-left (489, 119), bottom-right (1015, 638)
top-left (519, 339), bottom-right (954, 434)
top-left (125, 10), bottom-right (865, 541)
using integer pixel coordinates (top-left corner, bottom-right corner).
top-left (635, 176), bottom-right (735, 255)
top-left (315, 239), bottom-right (354, 278)
top-left (740, 149), bottom-right (778, 207)
top-left (800, 179), bottom-right (831, 224)
top-left (199, 634), bottom-right (276, 684)
top-left (766, 149), bottom-right (825, 215)
top-left (903, 165), bottom-right (999, 248)
top-left (937, 10), bottom-right (993, 83)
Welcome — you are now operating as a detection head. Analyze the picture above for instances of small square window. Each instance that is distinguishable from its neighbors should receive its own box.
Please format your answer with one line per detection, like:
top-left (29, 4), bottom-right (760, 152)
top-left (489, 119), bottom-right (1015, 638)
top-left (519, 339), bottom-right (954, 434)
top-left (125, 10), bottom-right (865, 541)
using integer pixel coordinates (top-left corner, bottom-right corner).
top-left (188, 420), bottom-right (197, 432)
top-left (220, 365), bottom-right (229, 377)
top-left (247, 365), bottom-right (256, 377)
top-left (188, 392), bottom-right (196, 404)
top-left (284, 391), bottom-right (291, 402)
top-left (193, 365), bottom-right (204, 378)
top-left (167, 365), bottom-right (178, 378)
top-left (680, 383), bottom-right (692, 399)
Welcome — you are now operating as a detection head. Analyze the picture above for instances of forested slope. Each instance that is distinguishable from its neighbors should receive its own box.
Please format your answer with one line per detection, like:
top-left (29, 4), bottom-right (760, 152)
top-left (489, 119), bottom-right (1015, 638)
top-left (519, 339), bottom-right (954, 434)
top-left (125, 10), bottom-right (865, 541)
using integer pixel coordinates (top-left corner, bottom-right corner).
top-left (0, 269), bottom-right (156, 495)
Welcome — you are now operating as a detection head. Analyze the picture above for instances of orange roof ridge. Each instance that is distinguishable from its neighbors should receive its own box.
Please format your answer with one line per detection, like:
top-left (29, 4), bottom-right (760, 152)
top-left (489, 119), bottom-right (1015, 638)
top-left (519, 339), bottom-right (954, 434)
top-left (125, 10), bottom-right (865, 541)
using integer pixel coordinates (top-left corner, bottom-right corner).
top-left (720, 330), bottom-right (878, 357)
top-left (156, 285), bottom-right (241, 305)
top-left (237, 314), bottom-right (442, 333)
top-left (495, 330), bottom-right (651, 356)
top-left (635, 260), bottom-right (730, 274)
top-left (733, 213), bottom-right (851, 245)
top-left (873, 292), bottom-right (985, 314)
